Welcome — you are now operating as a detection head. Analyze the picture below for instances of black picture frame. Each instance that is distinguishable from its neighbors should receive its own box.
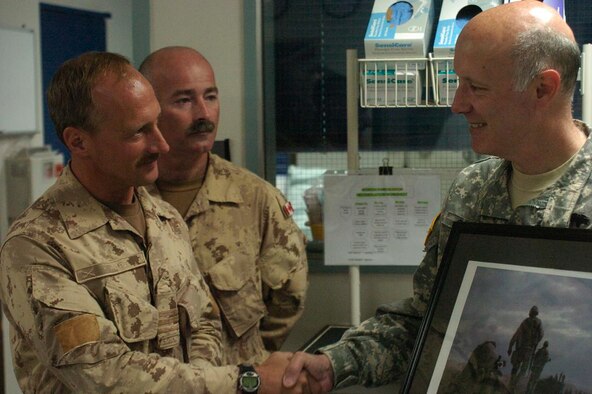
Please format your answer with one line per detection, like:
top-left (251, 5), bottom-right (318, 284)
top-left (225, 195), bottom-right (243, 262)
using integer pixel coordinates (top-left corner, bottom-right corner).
top-left (402, 222), bottom-right (592, 394)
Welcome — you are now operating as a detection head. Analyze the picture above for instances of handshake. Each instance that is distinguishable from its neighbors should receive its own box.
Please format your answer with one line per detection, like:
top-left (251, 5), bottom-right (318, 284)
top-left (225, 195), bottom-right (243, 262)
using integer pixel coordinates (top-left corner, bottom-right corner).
top-left (254, 351), bottom-right (335, 394)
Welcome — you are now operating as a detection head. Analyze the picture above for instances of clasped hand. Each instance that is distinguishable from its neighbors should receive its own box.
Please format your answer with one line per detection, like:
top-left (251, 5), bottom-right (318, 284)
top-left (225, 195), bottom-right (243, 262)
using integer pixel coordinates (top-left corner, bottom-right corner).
top-left (255, 351), bottom-right (334, 394)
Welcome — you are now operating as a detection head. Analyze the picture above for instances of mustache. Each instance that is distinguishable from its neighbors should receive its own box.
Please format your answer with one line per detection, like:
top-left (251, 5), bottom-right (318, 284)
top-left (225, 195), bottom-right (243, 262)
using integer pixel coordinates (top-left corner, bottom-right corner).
top-left (188, 119), bottom-right (216, 134)
top-left (137, 153), bottom-right (160, 166)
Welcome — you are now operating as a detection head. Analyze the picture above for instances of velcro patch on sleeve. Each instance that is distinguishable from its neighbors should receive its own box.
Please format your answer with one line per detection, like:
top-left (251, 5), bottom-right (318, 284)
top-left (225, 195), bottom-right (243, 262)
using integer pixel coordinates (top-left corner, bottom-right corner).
top-left (54, 314), bottom-right (100, 354)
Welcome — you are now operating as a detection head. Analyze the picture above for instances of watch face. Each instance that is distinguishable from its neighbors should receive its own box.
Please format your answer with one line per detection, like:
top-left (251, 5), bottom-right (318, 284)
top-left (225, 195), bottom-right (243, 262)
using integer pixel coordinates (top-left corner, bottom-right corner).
top-left (240, 371), bottom-right (260, 392)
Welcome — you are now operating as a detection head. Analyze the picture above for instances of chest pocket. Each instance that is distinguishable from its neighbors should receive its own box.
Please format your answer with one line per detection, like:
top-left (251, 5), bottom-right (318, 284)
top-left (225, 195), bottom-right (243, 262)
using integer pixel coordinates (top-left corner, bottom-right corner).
top-left (69, 251), bottom-right (159, 344)
top-left (105, 283), bottom-right (158, 343)
top-left (106, 275), bottom-right (206, 353)
top-left (206, 256), bottom-right (266, 338)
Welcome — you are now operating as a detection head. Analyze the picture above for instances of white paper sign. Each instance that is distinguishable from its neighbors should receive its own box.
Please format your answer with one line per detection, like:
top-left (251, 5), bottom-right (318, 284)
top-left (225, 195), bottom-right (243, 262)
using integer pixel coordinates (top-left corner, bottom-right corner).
top-left (324, 172), bottom-right (440, 266)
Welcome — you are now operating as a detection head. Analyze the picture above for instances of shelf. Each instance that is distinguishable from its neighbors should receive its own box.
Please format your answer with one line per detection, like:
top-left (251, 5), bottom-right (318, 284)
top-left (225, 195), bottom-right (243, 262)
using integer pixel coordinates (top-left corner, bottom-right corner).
top-left (359, 54), bottom-right (456, 108)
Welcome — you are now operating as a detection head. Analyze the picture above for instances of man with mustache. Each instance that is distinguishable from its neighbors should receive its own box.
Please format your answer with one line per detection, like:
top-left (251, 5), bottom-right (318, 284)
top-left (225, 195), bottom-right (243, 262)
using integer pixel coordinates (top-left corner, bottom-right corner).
top-left (0, 51), bottom-right (299, 393)
top-left (140, 47), bottom-right (308, 378)
top-left (282, 1), bottom-right (588, 392)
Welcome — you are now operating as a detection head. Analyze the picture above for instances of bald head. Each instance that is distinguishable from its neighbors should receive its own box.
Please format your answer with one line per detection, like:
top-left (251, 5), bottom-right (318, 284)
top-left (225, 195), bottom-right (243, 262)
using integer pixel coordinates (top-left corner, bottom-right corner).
top-left (457, 1), bottom-right (580, 95)
top-left (139, 46), bottom-right (215, 94)
top-left (464, 1), bottom-right (573, 42)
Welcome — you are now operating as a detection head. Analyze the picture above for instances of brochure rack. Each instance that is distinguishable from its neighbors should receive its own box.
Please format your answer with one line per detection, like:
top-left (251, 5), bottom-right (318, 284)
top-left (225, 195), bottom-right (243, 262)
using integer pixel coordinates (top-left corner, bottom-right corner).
top-left (359, 54), bottom-right (455, 108)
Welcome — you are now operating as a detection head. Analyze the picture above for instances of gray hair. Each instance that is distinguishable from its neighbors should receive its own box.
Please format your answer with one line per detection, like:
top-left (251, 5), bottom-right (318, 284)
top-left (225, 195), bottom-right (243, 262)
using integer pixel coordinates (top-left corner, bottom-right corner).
top-left (511, 27), bottom-right (580, 95)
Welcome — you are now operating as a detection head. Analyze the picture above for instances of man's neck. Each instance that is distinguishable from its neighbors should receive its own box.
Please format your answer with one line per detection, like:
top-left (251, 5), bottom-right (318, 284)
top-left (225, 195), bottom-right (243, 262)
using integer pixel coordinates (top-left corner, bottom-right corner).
top-left (70, 160), bottom-right (135, 204)
top-left (158, 151), bottom-right (209, 184)
top-left (512, 119), bottom-right (586, 175)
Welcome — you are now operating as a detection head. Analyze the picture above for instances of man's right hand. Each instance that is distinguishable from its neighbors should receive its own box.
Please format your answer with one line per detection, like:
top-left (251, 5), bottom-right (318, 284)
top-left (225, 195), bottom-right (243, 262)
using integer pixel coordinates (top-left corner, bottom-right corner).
top-left (282, 352), bottom-right (334, 393)
top-left (256, 352), bottom-right (325, 394)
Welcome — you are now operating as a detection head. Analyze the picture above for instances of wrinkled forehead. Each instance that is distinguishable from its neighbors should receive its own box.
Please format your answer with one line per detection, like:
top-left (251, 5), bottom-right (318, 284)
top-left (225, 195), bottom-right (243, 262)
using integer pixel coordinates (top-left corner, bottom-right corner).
top-left (453, 26), bottom-right (515, 85)
top-left (92, 69), bottom-right (157, 113)
top-left (455, 23), bottom-right (511, 67)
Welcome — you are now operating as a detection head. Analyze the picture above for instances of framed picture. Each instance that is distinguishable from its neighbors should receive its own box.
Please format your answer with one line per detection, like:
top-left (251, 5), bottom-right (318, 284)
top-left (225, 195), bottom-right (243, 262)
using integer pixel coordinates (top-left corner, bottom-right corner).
top-left (402, 222), bottom-right (592, 394)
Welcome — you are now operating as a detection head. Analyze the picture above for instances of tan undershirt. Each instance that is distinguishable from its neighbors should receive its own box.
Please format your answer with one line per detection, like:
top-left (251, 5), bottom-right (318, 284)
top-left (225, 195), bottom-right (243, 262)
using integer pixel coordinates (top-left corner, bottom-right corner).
top-left (103, 194), bottom-right (147, 238)
top-left (510, 152), bottom-right (577, 209)
top-left (156, 177), bottom-right (203, 217)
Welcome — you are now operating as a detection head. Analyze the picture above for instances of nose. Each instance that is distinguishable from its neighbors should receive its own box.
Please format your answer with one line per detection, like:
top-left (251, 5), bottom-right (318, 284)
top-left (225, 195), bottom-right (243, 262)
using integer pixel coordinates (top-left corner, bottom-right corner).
top-left (192, 98), bottom-right (211, 119)
top-left (451, 81), bottom-right (471, 115)
top-left (150, 126), bottom-right (170, 154)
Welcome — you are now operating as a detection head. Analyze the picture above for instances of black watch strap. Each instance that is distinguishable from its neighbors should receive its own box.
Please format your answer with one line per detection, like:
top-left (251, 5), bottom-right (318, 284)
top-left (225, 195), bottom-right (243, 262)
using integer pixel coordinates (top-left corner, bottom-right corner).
top-left (238, 364), bottom-right (260, 393)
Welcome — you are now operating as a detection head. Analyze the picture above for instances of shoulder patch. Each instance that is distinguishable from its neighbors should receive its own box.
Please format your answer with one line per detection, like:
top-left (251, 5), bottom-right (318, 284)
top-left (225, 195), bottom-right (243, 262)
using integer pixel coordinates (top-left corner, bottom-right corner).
top-left (424, 212), bottom-right (441, 247)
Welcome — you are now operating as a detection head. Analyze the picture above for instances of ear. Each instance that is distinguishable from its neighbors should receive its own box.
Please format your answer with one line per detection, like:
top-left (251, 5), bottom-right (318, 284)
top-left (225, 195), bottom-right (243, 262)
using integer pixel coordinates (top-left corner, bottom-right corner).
top-left (62, 126), bottom-right (90, 156)
top-left (534, 69), bottom-right (561, 103)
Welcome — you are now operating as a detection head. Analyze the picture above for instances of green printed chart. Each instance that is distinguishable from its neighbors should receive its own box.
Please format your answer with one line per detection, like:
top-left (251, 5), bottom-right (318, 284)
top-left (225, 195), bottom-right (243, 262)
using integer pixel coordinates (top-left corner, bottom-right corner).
top-left (324, 173), bottom-right (440, 266)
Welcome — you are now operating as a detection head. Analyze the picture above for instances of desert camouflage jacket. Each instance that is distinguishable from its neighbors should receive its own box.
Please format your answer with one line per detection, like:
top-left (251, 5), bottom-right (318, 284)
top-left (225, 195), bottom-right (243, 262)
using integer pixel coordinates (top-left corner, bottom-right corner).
top-left (0, 165), bottom-right (239, 393)
top-left (149, 153), bottom-right (308, 364)
top-left (322, 121), bottom-right (592, 389)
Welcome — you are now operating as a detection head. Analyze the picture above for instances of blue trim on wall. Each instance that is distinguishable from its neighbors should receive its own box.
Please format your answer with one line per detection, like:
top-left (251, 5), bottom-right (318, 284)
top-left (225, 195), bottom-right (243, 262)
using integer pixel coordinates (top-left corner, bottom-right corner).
top-left (40, 3), bottom-right (110, 19)
top-left (40, 3), bottom-right (110, 162)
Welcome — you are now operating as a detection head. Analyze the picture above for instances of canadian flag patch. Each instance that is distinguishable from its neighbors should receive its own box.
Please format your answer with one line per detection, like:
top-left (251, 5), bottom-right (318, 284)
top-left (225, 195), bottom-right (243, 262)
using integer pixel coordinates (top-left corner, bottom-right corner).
top-left (282, 201), bottom-right (294, 218)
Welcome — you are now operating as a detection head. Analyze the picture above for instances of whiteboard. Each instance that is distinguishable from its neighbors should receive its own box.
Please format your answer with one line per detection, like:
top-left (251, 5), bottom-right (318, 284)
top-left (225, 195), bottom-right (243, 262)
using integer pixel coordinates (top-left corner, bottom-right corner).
top-left (0, 26), bottom-right (37, 134)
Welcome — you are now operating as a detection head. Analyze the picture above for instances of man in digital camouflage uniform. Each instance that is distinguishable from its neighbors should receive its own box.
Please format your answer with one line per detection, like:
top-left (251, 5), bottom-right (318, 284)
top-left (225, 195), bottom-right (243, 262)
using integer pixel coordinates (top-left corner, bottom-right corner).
top-left (0, 52), bottom-right (300, 393)
top-left (282, 2), bottom-right (589, 392)
top-left (139, 47), bottom-right (308, 365)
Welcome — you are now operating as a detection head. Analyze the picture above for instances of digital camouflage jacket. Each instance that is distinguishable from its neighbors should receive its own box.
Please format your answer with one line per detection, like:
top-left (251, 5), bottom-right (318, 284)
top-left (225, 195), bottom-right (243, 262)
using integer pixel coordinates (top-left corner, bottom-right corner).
top-left (322, 121), bottom-right (592, 389)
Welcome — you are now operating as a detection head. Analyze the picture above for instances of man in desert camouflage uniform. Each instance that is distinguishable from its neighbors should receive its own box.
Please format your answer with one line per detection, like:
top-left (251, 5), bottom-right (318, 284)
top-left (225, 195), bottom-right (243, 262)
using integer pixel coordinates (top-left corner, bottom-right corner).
top-left (0, 52), bottom-right (299, 393)
top-left (282, 2), bottom-right (589, 392)
top-left (140, 47), bottom-right (308, 365)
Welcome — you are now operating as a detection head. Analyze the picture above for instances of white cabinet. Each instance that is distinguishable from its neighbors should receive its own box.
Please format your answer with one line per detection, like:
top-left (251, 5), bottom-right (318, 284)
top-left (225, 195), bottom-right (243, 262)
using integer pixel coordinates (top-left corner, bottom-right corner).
top-left (5, 146), bottom-right (64, 224)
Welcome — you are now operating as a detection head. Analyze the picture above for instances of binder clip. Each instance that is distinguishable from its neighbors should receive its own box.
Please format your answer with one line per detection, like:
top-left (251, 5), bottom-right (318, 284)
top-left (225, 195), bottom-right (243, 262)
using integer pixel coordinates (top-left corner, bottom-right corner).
top-left (379, 158), bottom-right (393, 175)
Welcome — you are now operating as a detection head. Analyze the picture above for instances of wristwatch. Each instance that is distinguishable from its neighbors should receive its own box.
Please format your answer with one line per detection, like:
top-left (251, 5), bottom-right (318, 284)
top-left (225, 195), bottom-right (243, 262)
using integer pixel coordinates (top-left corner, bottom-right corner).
top-left (238, 364), bottom-right (260, 393)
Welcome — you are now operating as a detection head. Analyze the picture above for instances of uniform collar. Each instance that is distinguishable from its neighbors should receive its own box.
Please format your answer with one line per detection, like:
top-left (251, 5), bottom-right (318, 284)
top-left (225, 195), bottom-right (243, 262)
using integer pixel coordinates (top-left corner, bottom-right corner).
top-left (199, 153), bottom-right (243, 204)
top-left (477, 121), bottom-right (592, 225)
top-left (51, 165), bottom-right (175, 239)
top-left (475, 160), bottom-right (515, 221)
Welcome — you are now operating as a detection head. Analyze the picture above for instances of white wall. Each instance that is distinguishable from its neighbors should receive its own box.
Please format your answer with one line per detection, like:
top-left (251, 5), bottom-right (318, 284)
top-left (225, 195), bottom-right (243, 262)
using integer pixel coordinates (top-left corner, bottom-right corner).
top-left (0, 0), bottom-right (134, 240)
top-left (149, 0), bottom-right (246, 167)
top-left (0, 1), bottom-right (133, 392)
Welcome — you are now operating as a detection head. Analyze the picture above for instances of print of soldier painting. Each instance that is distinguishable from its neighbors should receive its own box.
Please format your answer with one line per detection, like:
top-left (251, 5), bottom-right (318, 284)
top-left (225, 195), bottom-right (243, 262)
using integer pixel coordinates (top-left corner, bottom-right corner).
top-left (508, 306), bottom-right (544, 390)
top-left (442, 306), bottom-right (549, 394)
top-left (443, 340), bottom-right (509, 394)
top-left (441, 303), bottom-right (588, 394)
top-left (423, 265), bottom-right (592, 394)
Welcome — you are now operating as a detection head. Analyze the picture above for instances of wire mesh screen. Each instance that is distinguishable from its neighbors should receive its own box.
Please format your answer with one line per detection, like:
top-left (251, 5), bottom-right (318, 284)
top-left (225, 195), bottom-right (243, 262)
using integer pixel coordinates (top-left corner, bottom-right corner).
top-left (279, 149), bottom-right (480, 240)
top-left (265, 0), bottom-right (592, 239)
